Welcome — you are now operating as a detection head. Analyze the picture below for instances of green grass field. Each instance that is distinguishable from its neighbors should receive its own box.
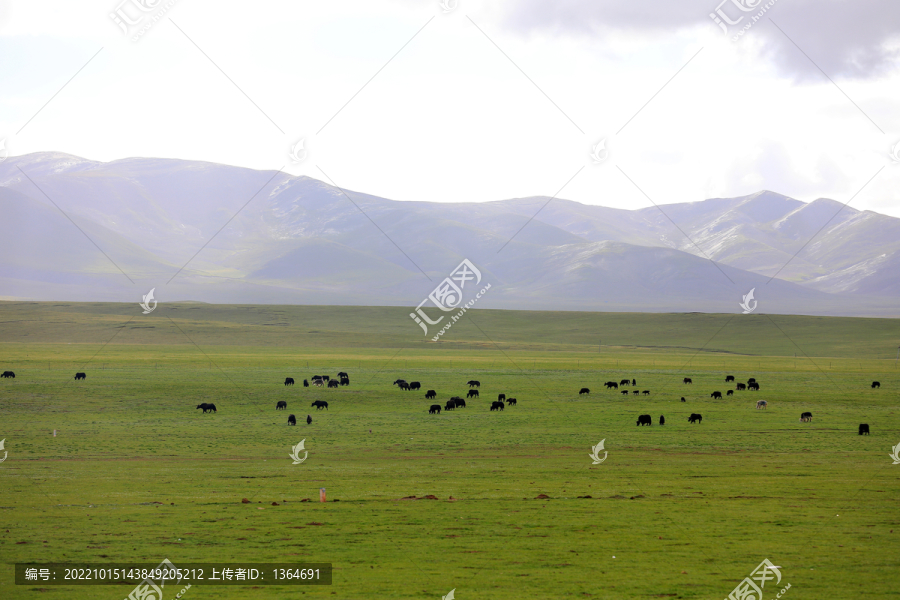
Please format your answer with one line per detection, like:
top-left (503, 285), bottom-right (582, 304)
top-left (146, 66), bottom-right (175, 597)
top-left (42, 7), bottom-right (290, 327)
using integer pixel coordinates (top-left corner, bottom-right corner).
top-left (1, 302), bottom-right (899, 599)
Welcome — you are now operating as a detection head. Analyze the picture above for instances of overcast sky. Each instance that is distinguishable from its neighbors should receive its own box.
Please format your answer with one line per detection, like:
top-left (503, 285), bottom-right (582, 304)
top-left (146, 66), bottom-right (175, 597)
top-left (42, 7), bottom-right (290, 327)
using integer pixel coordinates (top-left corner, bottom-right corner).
top-left (1, 0), bottom-right (899, 215)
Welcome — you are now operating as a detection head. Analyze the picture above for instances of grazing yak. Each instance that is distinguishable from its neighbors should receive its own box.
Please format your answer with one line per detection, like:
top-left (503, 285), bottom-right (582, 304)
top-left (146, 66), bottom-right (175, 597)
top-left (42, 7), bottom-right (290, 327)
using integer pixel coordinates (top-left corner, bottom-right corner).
top-left (425, 390), bottom-right (437, 399)
top-left (327, 379), bottom-right (339, 388)
top-left (859, 423), bottom-right (870, 435)
top-left (196, 403), bottom-right (217, 413)
top-left (642, 390), bottom-right (650, 395)
top-left (303, 379), bottom-right (309, 387)
top-left (725, 375), bottom-right (735, 382)
top-left (340, 377), bottom-right (350, 386)
top-left (636, 414), bottom-right (652, 426)
top-left (506, 398), bottom-right (517, 406)
top-left (429, 404), bottom-right (441, 414)
top-left (393, 379), bottom-right (407, 386)
top-left (688, 413), bottom-right (702, 424)
top-left (467, 380), bottom-right (481, 388)
top-left (683, 377), bottom-right (692, 384)
top-left (710, 391), bottom-right (722, 399)
top-left (1, 371), bottom-right (14, 378)
top-left (284, 377), bottom-right (294, 386)
top-left (748, 382), bottom-right (760, 391)
top-left (74, 372), bottom-right (86, 380)
top-left (736, 383), bottom-right (746, 390)
top-left (726, 390), bottom-right (733, 396)
top-left (307, 415), bottom-right (312, 425)
top-left (800, 412), bottom-right (812, 422)
top-left (680, 397), bottom-right (686, 402)
top-left (632, 390), bottom-right (639, 395)
top-left (467, 389), bottom-right (480, 399)
top-left (490, 401), bottom-right (505, 411)
top-left (605, 382), bottom-right (618, 390)
top-left (454, 398), bottom-right (466, 408)
top-left (498, 393), bottom-right (506, 401)
top-left (632, 379), bottom-right (636, 386)
top-left (659, 415), bottom-right (665, 425)
top-left (312, 379), bottom-right (324, 388)
top-left (337, 372), bottom-right (348, 378)
top-left (620, 379), bottom-right (630, 386)
top-left (756, 400), bottom-right (767, 409)
top-left (398, 382), bottom-right (411, 391)
top-left (748, 378), bottom-right (757, 384)
top-left (445, 399), bottom-right (456, 411)
top-left (872, 381), bottom-right (881, 389)
top-left (581, 388), bottom-right (591, 395)
top-left (621, 390), bottom-right (629, 395)
top-left (276, 400), bottom-right (287, 410)
top-left (311, 400), bottom-right (329, 410)
top-left (288, 414), bottom-right (296, 425)
top-left (409, 382), bottom-right (421, 390)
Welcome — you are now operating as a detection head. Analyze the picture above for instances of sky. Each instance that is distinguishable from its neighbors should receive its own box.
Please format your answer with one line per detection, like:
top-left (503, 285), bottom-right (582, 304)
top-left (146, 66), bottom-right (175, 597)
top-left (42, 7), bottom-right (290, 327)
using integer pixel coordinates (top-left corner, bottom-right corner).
top-left (1, 0), bottom-right (899, 215)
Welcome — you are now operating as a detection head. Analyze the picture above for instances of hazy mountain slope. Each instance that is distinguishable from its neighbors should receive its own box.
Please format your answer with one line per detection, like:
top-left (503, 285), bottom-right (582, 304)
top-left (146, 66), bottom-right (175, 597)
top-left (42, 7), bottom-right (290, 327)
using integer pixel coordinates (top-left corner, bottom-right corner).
top-left (0, 186), bottom-right (175, 279)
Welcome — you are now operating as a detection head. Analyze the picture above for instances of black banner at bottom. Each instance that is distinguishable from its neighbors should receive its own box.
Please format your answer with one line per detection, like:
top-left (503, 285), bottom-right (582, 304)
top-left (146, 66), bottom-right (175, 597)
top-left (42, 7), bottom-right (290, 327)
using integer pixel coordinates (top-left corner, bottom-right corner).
top-left (15, 562), bottom-right (332, 586)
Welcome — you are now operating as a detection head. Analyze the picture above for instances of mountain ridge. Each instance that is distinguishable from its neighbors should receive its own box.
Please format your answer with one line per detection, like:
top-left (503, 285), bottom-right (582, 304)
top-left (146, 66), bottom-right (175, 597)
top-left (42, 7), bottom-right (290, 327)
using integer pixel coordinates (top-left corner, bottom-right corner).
top-left (1, 151), bottom-right (897, 316)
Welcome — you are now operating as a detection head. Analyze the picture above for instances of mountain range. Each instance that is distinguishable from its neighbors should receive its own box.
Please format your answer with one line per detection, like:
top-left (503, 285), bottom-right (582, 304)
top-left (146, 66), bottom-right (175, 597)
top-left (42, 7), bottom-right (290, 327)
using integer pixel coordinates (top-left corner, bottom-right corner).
top-left (1, 151), bottom-right (898, 317)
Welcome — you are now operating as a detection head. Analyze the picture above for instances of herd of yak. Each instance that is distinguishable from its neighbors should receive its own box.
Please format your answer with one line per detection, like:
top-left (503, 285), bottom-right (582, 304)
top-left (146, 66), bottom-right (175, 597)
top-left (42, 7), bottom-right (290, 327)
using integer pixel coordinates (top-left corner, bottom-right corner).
top-left (0, 369), bottom-right (882, 435)
top-left (581, 374), bottom-right (879, 434)
top-left (392, 379), bottom-right (519, 414)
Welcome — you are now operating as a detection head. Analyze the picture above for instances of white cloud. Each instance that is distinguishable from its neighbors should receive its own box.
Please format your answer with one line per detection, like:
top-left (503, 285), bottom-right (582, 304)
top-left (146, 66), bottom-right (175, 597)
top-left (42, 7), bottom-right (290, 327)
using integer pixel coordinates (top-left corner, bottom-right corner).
top-left (1, 0), bottom-right (898, 217)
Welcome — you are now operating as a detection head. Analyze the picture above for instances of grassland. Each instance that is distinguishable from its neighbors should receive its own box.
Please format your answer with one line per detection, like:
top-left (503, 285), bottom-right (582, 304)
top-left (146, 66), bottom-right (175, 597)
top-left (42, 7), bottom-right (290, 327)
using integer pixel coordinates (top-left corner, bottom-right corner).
top-left (1, 302), bottom-right (899, 599)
